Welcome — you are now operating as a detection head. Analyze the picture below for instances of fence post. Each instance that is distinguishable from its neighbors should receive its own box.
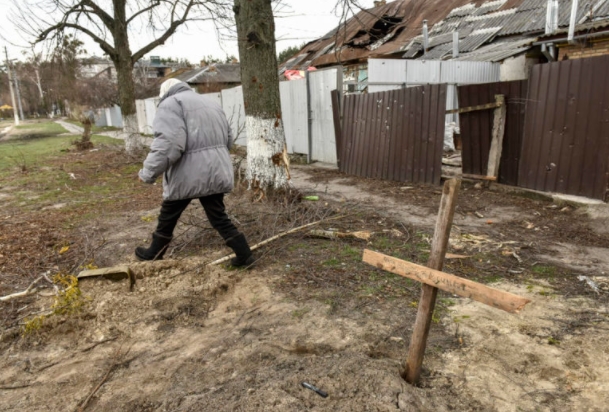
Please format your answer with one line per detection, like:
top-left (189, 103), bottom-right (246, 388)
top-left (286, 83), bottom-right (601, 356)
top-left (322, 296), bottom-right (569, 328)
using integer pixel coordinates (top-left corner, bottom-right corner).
top-left (305, 70), bottom-right (313, 164)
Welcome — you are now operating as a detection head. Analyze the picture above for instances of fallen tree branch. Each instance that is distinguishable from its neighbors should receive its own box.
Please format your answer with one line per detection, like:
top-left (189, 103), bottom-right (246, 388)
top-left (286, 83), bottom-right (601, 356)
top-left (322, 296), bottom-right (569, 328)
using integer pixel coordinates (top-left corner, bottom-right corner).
top-left (0, 276), bottom-right (45, 302)
top-left (209, 215), bottom-right (346, 266)
top-left (308, 229), bottom-right (373, 241)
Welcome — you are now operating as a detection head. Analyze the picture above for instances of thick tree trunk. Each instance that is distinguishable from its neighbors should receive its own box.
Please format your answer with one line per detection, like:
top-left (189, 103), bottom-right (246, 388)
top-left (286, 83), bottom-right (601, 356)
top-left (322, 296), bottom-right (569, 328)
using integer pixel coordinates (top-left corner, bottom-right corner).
top-left (113, 2), bottom-right (141, 154)
top-left (115, 58), bottom-right (140, 153)
top-left (234, 0), bottom-right (290, 190)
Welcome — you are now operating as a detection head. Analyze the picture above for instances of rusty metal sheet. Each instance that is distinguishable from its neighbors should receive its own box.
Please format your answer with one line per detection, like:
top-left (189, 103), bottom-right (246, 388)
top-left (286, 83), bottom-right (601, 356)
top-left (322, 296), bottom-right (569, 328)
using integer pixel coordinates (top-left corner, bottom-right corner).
top-left (519, 56), bottom-right (609, 200)
top-left (458, 80), bottom-right (528, 186)
top-left (333, 84), bottom-right (447, 185)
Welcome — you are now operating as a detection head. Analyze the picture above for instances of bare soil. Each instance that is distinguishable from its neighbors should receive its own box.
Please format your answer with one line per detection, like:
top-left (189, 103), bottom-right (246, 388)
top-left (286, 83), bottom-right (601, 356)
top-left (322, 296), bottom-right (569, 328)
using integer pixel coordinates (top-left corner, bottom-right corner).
top-left (1, 148), bottom-right (608, 412)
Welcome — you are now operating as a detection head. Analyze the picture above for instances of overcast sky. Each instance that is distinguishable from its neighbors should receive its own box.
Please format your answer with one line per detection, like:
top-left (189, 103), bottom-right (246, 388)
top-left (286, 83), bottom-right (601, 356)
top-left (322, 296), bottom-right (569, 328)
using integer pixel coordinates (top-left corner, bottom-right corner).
top-left (0, 0), bottom-right (375, 63)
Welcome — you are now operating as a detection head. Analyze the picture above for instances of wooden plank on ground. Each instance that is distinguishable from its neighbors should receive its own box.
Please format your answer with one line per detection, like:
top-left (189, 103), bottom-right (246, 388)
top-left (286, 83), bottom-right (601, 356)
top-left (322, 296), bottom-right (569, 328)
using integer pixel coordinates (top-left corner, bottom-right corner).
top-left (78, 265), bottom-right (135, 291)
top-left (363, 250), bottom-right (531, 313)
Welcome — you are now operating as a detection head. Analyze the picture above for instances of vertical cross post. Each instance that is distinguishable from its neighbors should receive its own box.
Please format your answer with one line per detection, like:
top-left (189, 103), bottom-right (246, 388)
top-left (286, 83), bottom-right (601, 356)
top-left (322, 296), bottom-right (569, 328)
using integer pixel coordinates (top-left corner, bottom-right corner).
top-left (404, 178), bottom-right (461, 384)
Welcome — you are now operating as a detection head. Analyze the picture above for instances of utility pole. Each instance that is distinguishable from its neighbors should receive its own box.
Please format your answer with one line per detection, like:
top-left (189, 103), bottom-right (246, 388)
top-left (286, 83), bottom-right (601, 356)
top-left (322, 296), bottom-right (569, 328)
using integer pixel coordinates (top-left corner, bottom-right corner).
top-left (4, 46), bottom-right (19, 126)
top-left (12, 62), bottom-right (25, 121)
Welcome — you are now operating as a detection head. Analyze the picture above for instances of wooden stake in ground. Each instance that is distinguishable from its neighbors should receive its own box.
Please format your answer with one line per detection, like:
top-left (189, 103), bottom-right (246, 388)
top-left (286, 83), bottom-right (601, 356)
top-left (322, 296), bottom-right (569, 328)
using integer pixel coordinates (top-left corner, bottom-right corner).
top-left (362, 178), bottom-right (531, 385)
top-left (404, 178), bottom-right (460, 384)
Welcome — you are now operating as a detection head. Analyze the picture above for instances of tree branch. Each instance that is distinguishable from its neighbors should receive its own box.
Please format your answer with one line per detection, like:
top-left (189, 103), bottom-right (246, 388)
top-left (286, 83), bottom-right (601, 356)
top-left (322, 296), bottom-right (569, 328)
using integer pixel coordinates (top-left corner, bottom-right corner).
top-left (126, 0), bottom-right (163, 25)
top-left (131, 1), bottom-right (197, 62)
top-left (37, 22), bottom-right (116, 57)
top-left (80, 0), bottom-right (115, 28)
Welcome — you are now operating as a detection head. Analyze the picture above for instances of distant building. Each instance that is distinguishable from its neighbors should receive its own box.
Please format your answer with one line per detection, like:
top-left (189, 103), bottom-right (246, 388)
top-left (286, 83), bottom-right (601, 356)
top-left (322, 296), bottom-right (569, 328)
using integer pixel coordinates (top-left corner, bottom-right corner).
top-left (279, 0), bottom-right (609, 90)
top-left (80, 57), bottom-right (115, 80)
top-left (171, 63), bottom-right (241, 94)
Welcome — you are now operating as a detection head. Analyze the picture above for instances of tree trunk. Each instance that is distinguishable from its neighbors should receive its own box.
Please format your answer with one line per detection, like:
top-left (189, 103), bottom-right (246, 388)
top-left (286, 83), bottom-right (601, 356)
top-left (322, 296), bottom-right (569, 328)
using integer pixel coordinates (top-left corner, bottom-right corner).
top-left (114, 58), bottom-right (140, 153)
top-left (113, 1), bottom-right (141, 154)
top-left (234, 0), bottom-right (290, 190)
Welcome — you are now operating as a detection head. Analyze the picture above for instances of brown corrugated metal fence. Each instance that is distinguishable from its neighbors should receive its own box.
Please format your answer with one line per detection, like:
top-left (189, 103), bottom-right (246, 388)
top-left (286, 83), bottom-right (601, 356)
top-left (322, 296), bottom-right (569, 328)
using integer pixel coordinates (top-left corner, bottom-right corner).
top-left (336, 84), bottom-right (447, 185)
top-left (458, 80), bottom-right (528, 186)
top-left (518, 56), bottom-right (609, 200)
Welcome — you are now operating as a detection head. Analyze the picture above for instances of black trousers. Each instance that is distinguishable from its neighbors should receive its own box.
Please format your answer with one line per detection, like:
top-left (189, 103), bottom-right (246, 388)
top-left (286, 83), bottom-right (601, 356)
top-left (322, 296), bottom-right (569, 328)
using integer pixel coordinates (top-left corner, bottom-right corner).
top-left (155, 193), bottom-right (240, 241)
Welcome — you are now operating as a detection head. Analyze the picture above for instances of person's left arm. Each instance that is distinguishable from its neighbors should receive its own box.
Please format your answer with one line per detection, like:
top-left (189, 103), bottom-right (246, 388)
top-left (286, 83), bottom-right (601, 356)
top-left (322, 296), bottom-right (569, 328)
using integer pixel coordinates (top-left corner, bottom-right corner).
top-left (138, 103), bottom-right (187, 183)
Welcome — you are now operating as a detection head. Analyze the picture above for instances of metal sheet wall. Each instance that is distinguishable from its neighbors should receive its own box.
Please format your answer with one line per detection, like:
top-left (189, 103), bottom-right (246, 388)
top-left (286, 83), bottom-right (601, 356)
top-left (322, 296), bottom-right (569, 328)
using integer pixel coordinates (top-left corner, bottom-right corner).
top-left (519, 57), bottom-right (609, 200)
top-left (406, 60), bottom-right (442, 84)
top-left (107, 105), bottom-right (123, 128)
top-left (440, 61), bottom-right (500, 84)
top-left (201, 92), bottom-right (222, 107)
top-left (221, 86), bottom-right (247, 146)
top-left (367, 59), bottom-right (500, 125)
top-left (136, 100), bottom-right (148, 134)
top-left (280, 79), bottom-right (309, 155)
top-left (144, 98), bottom-right (159, 134)
top-left (368, 59), bottom-right (407, 93)
top-left (309, 68), bottom-right (340, 164)
top-left (337, 84), bottom-right (447, 185)
top-left (458, 80), bottom-right (528, 186)
top-left (368, 58), bottom-right (500, 91)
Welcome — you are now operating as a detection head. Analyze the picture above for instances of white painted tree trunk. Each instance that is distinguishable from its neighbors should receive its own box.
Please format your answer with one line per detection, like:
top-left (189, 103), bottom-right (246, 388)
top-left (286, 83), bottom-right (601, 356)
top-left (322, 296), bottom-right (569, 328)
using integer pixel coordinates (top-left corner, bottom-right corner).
top-left (123, 113), bottom-right (142, 154)
top-left (246, 116), bottom-right (290, 189)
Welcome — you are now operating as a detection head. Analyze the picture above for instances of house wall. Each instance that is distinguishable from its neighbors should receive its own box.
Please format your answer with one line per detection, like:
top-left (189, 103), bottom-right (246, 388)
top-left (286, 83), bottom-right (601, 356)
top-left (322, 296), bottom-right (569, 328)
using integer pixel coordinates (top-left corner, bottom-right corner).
top-left (192, 83), bottom-right (240, 94)
top-left (500, 55), bottom-right (528, 81)
top-left (558, 38), bottom-right (609, 60)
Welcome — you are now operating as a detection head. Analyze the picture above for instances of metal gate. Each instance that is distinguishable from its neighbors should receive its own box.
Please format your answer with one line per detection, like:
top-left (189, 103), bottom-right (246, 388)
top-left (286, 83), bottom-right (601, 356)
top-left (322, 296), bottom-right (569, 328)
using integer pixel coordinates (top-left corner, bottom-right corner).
top-left (519, 56), bottom-right (609, 200)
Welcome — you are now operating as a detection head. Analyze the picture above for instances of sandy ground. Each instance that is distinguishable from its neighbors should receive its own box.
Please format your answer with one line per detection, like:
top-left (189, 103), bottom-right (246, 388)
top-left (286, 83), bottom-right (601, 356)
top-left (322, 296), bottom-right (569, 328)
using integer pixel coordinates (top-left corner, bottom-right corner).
top-left (1, 165), bottom-right (608, 411)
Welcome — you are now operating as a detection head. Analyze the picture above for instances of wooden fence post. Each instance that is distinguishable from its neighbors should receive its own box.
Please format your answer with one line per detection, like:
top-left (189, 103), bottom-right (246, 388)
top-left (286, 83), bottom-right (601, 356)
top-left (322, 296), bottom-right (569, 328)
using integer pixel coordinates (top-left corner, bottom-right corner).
top-left (404, 178), bottom-right (461, 384)
top-left (486, 94), bottom-right (507, 179)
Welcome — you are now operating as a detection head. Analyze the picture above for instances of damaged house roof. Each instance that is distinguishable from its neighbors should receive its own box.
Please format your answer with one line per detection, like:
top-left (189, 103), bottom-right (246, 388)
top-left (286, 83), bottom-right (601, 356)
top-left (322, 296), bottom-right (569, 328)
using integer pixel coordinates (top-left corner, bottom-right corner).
top-left (280, 0), bottom-right (609, 70)
top-left (173, 64), bottom-right (241, 85)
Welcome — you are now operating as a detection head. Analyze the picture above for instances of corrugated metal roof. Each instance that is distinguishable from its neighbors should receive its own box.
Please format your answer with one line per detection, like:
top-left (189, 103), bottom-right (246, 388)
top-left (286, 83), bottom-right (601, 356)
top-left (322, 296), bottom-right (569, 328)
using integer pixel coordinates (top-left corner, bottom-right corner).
top-left (595, 0), bottom-right (609, 18)
top-left (454, 37), bottom-right (536, 61)
top-left (419, 43), bottom-right (453, 60)
top-left (538, 17), bottom-right (609, 37)
top-left (447, 3), bottom-right (477, 18)
top-left (473, 0), bottom-right (509, 15)
top-left (175, 64), bottom-right (241, 84)
top-left (459, 27), bottom-right (502, 51)
top-left (279, 0), bottom-right (609, 70)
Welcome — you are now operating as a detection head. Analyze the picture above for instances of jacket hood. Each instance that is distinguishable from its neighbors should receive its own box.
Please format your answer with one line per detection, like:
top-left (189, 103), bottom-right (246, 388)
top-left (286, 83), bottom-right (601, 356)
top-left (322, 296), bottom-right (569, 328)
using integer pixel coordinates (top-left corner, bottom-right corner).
top-left (159, 82), bottom-right (192, 103)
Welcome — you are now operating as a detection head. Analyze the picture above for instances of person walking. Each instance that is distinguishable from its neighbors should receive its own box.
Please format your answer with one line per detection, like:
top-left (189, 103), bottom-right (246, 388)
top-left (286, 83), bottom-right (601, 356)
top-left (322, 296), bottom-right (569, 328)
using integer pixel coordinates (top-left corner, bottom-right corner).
top-left (135, 79), bottom-right (254, 267)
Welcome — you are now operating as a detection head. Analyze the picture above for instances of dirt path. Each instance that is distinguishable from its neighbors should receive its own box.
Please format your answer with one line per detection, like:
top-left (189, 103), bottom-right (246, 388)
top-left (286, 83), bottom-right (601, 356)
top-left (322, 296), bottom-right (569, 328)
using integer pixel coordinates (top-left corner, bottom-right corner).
top-left (55, 120), bottom-right (83, 134)
top-left (1, 164), bottom-right (608, 411)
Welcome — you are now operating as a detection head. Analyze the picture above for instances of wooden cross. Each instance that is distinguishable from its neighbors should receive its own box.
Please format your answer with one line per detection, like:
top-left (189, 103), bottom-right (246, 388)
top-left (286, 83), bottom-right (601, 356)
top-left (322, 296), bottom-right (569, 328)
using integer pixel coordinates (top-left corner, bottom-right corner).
top-left (363, 178), bottom-right (531, 384)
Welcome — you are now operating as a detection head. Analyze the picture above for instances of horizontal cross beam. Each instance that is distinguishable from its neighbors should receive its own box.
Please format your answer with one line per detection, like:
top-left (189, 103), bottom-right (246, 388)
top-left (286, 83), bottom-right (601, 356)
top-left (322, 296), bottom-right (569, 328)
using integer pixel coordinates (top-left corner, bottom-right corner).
top-left (363, 249), bottom-right (531, 314)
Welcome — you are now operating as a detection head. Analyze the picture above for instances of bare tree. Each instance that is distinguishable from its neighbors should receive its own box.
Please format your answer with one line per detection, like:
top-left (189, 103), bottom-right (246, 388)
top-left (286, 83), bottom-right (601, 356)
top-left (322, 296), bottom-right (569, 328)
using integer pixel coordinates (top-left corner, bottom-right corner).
top-left (12, 0), bottom-right (231, 153)
top-left (234, 0), bottom-right (289, 193)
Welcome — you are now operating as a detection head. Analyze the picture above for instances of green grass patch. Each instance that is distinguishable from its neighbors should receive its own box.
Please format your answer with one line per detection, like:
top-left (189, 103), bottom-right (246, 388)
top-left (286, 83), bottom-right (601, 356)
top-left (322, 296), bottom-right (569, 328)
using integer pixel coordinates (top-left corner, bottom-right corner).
top-left (12, 120), bottom-right (68, 137)
top-left (291, 308), bottom-right (310, 319)
top-left (532, 265), bottom-right (557, 277)
top-left (0, 132), bottom-right (134, 214)
top-left (0, 133), bottom-right (122, 172)
top-left (322, 257), bottom-right (341, 267)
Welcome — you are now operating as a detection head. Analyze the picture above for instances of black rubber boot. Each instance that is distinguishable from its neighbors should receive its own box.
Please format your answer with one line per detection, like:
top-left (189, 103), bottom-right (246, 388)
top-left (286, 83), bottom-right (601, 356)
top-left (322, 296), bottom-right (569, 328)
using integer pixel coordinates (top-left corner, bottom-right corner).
top-left (135, 232), bottom-right (172, 261)
top-left (226, 233), bottom-right (254, 268)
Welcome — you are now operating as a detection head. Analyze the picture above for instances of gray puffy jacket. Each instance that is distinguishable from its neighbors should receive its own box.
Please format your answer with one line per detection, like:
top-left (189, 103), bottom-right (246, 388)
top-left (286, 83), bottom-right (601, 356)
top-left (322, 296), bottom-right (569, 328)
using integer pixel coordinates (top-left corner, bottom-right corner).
top-left (138, 83), bottom-right (234, 200)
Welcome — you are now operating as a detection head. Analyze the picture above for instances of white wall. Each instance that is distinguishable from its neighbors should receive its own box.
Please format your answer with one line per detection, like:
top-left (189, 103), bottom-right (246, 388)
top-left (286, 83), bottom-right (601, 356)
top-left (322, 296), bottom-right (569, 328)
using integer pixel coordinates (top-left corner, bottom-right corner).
top-left (499, 55), bottom-right (528, 81)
